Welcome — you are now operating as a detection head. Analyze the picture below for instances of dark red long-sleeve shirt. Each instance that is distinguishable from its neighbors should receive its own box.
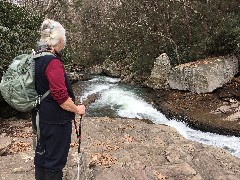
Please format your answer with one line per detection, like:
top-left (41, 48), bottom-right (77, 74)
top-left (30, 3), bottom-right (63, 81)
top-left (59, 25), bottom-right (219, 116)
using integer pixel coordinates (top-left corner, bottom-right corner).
top-left (45, 59), bottom-right (69, 105)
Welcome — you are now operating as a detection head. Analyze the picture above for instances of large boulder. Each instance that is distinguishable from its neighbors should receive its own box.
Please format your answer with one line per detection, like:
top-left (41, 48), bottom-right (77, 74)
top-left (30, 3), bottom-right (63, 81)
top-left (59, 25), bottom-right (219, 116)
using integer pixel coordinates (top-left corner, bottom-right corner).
top-left (168, 55), bottom-right (239, 94)
top-left (119, 56), bottom-right (135, 83)
top-left (145, 53), bottom-right (171, 89)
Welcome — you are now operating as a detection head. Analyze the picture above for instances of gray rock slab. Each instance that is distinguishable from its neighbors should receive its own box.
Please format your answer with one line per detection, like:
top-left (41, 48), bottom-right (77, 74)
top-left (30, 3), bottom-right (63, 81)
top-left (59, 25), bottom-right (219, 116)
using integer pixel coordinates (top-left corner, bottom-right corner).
top-left (1, 117), bottom-right (240, 180)
top-left (168, 55), bottom-right (239, 93)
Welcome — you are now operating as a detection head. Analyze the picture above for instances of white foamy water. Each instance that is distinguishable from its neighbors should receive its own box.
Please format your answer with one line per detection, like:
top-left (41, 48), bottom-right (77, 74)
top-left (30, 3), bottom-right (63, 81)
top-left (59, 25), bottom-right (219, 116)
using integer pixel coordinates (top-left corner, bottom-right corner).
top-left (93, 88), bottom-right (168, 123)
top-left (89, 76), bottom-right (121, 83)
top-left (81, 76), bottom-right (240, 158)
top-left (165, 120), bottom-right (240, 157)
top-left (82, 84), bottom-right (114, 99)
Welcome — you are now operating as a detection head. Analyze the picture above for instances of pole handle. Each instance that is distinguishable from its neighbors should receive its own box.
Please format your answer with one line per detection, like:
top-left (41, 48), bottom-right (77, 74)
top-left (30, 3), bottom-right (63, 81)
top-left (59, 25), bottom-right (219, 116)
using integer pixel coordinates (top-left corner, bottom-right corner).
top-left (80, 96), bottom-right (83, 105)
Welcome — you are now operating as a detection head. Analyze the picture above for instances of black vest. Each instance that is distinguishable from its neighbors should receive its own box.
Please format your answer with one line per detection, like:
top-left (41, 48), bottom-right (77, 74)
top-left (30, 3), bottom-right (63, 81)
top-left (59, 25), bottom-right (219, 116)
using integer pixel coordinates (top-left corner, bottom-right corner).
top-left (32, 54), bottom-right (75, 124)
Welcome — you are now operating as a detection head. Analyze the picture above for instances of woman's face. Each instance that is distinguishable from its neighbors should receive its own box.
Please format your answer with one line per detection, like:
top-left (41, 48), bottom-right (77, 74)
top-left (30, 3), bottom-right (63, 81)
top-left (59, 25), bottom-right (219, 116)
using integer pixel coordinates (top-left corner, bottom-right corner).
top-left (55, 37), bottom-right (66, 52)
top-left (59, 37), bottom-right (65, 51)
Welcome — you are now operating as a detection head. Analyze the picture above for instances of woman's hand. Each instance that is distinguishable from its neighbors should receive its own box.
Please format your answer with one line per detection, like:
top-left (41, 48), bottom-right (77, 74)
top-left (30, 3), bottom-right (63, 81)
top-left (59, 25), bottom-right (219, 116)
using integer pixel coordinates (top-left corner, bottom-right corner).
top-left (60, 97), bottom-right (86, 115)
top-left (77, 104), bottom-right (86, 115)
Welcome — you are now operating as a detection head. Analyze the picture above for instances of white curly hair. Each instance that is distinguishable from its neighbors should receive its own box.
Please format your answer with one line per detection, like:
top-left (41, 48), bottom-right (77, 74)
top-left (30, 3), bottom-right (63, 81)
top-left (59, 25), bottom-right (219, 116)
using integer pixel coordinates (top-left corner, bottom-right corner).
top-left (38, 19), bottom-right (66, 50)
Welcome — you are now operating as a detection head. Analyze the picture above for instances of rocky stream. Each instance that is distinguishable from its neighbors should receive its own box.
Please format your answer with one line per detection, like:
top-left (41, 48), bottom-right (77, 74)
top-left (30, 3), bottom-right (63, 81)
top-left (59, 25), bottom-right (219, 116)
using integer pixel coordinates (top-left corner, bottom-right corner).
top-left (1, 74), bottom-right (240, 180)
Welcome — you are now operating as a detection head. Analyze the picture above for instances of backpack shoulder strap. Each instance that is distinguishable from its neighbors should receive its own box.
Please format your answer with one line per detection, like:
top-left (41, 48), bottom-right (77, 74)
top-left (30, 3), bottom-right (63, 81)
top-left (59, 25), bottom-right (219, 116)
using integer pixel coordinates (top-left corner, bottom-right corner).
top-left (40, 89), bottom-right (50, 102)
top-left (35, 89), bottom-right (51, 142)
top-left (33, 51), bottom-right (56, 59)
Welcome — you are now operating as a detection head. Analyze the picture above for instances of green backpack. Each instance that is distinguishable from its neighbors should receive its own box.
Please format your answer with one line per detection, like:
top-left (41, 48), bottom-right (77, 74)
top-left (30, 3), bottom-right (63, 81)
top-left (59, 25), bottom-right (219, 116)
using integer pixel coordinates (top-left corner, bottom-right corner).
top-left (0, 52), bottom-right (53, 112)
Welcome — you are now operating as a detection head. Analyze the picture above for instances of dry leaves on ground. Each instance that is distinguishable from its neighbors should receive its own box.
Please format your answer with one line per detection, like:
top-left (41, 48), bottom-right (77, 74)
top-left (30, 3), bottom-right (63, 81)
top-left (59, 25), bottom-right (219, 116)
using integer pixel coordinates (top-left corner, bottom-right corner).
top-left (153, 170), bottom-right (167, 180)
top-left (93, 142), bottom-right (120, 151)
top-left (13, 132), bottom-right (32, 138)
top-left (121, 133), bottom-right (134, 143)
top-left (8, 141), bottom-right (31, 153)
top-left (89, 153), bottom-right (117, 168)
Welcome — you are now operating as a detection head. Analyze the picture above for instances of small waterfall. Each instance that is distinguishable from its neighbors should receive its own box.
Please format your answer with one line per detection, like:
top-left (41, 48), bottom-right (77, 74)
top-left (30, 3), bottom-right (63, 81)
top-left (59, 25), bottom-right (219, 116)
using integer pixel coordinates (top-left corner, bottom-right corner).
top-left (79, 76), bottom-right (240, 158)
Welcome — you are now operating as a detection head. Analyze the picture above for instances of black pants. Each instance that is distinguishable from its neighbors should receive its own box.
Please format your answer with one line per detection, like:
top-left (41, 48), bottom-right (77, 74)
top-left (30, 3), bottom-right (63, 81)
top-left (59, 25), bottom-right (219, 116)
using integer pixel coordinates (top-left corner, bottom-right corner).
top-left (34, 121), bottom-right (72, 180)
top-left (35, 166), bottom-right (63, 180)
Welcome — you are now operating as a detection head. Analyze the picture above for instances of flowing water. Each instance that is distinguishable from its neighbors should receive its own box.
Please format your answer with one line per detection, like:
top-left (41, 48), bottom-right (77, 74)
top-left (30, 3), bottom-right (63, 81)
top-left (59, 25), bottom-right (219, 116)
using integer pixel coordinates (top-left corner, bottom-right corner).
top-left (77, 75), bottom-right (240, 158)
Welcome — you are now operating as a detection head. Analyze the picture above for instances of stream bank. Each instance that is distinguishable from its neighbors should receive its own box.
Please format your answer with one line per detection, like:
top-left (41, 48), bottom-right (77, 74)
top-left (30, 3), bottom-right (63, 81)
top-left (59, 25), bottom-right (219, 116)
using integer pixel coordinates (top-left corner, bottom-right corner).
top-left (152, 77), bottom-right (240, 137)
top-left (1, 74), bottom-right (240, 179)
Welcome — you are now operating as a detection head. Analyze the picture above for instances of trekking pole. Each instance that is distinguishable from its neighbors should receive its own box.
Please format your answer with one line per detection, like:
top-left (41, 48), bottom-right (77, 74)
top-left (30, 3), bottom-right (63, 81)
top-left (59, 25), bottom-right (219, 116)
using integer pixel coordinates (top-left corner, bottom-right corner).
top-left (73, 96), bottom-right (83, 180)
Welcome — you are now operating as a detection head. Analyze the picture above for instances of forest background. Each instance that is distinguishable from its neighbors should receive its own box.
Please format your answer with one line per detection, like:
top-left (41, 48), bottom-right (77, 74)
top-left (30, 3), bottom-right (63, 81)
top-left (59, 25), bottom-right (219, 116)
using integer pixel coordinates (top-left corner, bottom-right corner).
top-left (0, 0), bottom-right (239, 81)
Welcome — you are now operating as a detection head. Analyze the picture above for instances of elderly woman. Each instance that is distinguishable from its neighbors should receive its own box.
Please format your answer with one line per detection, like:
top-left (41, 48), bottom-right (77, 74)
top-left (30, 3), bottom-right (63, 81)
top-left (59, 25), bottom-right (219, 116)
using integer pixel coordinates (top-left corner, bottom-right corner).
top-left (32, 19), bottom-right (85, 180)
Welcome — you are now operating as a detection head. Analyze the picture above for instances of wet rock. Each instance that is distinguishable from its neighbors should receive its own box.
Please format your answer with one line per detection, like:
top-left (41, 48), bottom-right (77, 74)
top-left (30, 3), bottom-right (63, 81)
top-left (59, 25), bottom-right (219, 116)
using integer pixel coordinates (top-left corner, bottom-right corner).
top-left (85, 57), bottom-right (139, 84)
top-left (67, 72), bottom-right (91, 84)
top-left (153, 88), bottom-right (240, 137)
top-left (218, 80), bottom-right (240, 100)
